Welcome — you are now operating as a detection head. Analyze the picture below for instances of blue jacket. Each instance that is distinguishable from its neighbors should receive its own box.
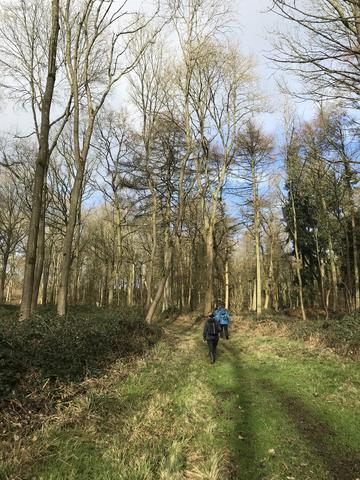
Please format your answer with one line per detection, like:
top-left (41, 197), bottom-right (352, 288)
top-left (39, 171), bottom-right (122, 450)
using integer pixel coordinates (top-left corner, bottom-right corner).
top-left (214, 307), bottom-right (230, 325)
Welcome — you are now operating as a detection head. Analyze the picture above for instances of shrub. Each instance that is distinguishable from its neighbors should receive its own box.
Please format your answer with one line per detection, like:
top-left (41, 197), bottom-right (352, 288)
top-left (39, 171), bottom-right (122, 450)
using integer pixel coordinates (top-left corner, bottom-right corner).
top-left (0, 306), bottom-right (162, 408)
top-left (237, 311), bottom-right (360, 358)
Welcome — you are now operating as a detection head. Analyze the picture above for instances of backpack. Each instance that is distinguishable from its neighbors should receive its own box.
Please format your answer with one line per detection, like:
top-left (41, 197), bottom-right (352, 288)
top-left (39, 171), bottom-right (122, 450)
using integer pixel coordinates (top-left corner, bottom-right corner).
top-left (218, 308), bottom-right (230, 325)
top-left (208, 319), bottom-right (219, 336)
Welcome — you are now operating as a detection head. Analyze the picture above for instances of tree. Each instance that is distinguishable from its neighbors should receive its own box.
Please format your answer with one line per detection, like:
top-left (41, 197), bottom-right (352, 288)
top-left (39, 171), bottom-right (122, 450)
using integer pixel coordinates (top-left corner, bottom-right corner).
top-left (271, 0), bottom-right (360, 107)
top-left (56, 0), bottom-right (160, 315)
top-left (20, 0), bottom-right (60, 319)
top-left (0, 170), bottom-right (26, 303)
top-left (236, 121), bottom-right (274, 316)
top-left (0, 0), bottom-right (73, 319)
top-left (128, 33), bottom-right (169, 311)
top-left (282, 122), bottom-right (307, 320)
top-left (94, 110), bottom-right (139, 306)
top-left (318, 110), bottom-right (360, 310)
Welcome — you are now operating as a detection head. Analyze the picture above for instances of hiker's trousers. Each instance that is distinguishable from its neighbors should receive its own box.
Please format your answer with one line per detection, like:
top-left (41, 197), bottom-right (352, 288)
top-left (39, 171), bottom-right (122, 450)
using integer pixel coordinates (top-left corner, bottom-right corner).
top-left (220, 324), bottom-right (229, 339)
top-left (207, 337), bottom-right (218, 363)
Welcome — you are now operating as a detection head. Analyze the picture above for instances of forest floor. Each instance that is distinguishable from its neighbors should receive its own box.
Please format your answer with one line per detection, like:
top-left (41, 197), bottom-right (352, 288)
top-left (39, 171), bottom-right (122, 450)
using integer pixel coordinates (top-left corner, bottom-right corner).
top-left (1, 312), bottom-right (360, 480)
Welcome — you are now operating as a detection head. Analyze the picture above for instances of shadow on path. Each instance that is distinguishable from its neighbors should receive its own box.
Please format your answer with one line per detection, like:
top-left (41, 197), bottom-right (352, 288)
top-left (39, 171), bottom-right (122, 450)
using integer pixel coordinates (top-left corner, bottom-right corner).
top-left (210, 341), bottom-right (258, 480)
top-left (258, 379), bottom-right (360, 480)
top-left (212, 338), bottom-right (360, 480)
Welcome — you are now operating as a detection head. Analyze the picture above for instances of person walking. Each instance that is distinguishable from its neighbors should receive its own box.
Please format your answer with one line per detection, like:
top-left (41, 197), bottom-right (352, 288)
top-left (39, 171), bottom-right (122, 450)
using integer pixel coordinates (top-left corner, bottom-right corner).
top-left (203, 313), bottom-right (220, 364)
top-left (214, 305), bottom-right (231, 339)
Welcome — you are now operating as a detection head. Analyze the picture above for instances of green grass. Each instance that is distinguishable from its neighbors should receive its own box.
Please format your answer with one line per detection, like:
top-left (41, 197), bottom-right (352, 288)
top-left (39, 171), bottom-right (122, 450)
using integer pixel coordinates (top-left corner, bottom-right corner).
top-left (209, 335), bottom-right (360, 479)
top-left (1, 314), bottom-right (359, 479)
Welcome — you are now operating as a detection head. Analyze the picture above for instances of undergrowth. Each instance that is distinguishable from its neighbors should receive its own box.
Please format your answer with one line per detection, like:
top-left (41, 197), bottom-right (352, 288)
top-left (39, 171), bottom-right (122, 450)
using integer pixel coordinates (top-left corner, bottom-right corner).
top-left (236, 311), bottom-right (360, 358)
top-left (0, 305), bottom-right (161, 465)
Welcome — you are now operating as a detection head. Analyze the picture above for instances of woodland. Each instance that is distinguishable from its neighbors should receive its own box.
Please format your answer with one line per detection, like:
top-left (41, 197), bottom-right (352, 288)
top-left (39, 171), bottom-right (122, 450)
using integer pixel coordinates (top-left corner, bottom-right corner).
top-left (0, 1), bottom-right (359, 479)
top-left (0, 0), bottom-right (360, 321)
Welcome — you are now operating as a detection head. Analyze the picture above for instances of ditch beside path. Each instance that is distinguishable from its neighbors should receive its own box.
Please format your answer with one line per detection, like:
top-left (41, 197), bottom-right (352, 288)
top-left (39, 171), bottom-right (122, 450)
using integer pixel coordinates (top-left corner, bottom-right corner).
top-left (5, 314), bottom-right (360, 480)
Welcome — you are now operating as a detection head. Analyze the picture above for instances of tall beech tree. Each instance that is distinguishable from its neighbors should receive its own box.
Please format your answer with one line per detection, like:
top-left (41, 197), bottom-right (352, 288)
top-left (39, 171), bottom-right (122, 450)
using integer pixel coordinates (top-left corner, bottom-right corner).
top-left (56, 0), bottom-right (160, 315)
top-left (0, 0), bottom-right (74, 318)
top-left (236, 121), bottom-right (274, 316)
top-left (18, 0), bottom-right (59, 320)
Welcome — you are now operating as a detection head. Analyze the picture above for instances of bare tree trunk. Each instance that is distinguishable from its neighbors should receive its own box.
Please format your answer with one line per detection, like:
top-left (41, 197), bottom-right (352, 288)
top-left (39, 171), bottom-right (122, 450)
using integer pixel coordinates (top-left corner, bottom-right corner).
top-left (57, 166), bottom-right (85, 315)
top-left (116, 274), bottom-right (122, 306)
top-left (273, 285), bottom-right (279, 311)
top-left (314, 229), bottom-right (326, 308)
top-left (146, 192), bottom-right (157, 309)
top-left (99, 278), bottom-right (104, 307)
top-left (224, 256), bottom-right (229, 309)
top-left (252, 161), bottom-right (262, 316)
top-left (138, 264), bottom-right (144, 305)
top-left (0, 253), bottom-right (9, 304)
top-left (341, 154), bottom-right (359, 309)
top-left (288, 284), bottom-right (293, 309)
top-left (187, 252), bottom-right (193, 310)
top-left (146, 250), bottom-right (173, 324)
top-left (5, 255), bottom-right (16, 304)
top-left (50, 253), bottom-right (59, 304)
top-left (318, 194), bottom-right (338, 311)
top-left (42, 247), bottom-right (52, 305)
top-left (281, 284), bottom-right (287, 309)
top-left (179, 251), bottom-right (186, 309)
top-left (255, 227), bottom-right (262, 316)
top-left (264, 241), bottom-right (273, 310)
top-left (203, 225), bottom-right (214, 315)
top-left (72, 260), bottom-right (80, 304)
top-left (141, 264), bottom-right (146, 305)
top-left (20, 0), bottom-right (60, 320)
top-left (344, 228), bottom-right (353, 311)
top-left (251, 279), bottom-right (257, 311)
top-left (248, 281), bottom-right (252, 310)
top-left (264, 284), bottom-right (269, 311)
top-left (351, 214), bottom-right (360, 309)
top-left (127, 263), bottom-right (135, 306)
top-left (102, 263), bottom-right (109, 307)
top-left (31, 203), bottom-right (46, 312)
top-left (71, 221), bottom-right (82, 304)
top-left (163, 227), bottom-right (172, 311)
top-left (114, 204), bottom-right (123, 306)
top-left (328, 236), bottom-right (338, 311)
top-left (6, 278), bottom-right (12, 303)
top-left (290, 188), bottom-right (306, 321)
top-left (108, 265), bottom-right (115, 306)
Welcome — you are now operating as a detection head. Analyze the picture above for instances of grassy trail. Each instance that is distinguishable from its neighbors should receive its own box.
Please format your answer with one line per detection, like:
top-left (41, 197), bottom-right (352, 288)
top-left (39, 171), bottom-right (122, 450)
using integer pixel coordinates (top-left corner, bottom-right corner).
top-left (5, 315), bottom-right (360, 480)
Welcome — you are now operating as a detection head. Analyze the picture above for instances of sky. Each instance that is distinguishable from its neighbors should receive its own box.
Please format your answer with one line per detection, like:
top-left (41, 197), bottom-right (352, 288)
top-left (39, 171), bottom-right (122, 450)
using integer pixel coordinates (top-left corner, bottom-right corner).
top-left (234, 0), bottom-right (315, 132)
top-left (0, 0), bottom-right (316, 139)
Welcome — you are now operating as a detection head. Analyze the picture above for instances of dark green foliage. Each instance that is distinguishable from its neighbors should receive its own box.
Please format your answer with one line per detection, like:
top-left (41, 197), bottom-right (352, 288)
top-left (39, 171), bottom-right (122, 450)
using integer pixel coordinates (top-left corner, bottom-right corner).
top-left (0, 306), bottom-right (161, 407)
